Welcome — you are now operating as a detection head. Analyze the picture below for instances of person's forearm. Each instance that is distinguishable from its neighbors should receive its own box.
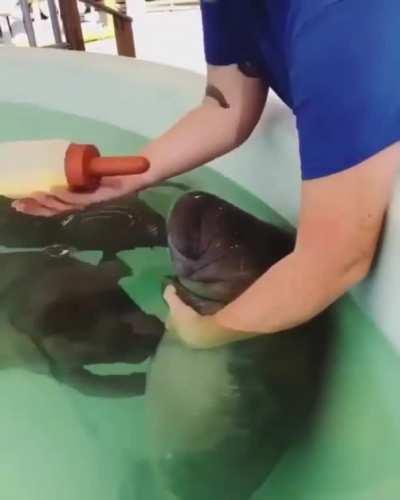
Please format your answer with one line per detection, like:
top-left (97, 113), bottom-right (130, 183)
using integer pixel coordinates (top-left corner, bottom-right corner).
top-left (214, 249), bottom-right (370, 337)
top-left (136, 103), bottom-right (244, 188)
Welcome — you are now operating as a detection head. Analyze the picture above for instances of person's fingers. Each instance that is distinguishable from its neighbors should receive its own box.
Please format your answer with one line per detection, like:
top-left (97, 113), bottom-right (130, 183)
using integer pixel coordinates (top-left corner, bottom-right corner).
top-left (163, 285), bottom-right (197, 319)
top-left (12, 198), bottom-right (56, 217)
top-left (165, 314), bottom-right (173, 332)
top-left (28, 192), bottom-right (77, 212)
top-left (12, 192), bottom-right (79, 216)
top-left (49, 186), bottom-right (99, 205)
top-left (163, 284), bottom-right (179, 310)
top-left (10, 175), bottom-right (140, 216)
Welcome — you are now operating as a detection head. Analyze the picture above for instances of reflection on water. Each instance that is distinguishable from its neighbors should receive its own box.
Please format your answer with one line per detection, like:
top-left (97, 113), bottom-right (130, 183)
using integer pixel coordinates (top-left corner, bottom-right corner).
top-left (1, 104), bottom-right (400, 500)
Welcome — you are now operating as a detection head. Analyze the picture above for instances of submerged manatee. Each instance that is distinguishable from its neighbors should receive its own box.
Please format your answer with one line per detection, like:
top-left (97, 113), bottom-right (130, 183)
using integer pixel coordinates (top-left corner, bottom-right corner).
top-left (147, 192), bottom-right (334, 500)
top-left (0, 251), bottom-right (164, 397)
top-left (0, 194), bottom-right (167, 257)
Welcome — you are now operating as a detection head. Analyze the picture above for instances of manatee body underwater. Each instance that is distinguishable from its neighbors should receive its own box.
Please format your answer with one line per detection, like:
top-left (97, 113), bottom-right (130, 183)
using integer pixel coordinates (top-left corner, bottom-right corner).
top-left (0, 193), bottom-right (167, 258)
top-left (146, 192), bottom-right (335, 500)
top-left (0, 251), bottom-right (164, 397)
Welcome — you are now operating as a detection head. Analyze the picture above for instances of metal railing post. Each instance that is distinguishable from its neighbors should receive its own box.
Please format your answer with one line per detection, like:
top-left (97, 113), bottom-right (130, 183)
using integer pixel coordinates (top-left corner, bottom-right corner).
top-left (19, 0), bottom-right (37, 47)
top-left (47, 0), bottom-right (63, 45)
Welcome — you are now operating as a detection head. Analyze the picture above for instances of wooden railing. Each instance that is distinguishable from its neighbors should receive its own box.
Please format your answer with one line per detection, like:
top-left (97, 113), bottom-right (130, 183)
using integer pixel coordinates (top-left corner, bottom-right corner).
top-left (59, 0), bottom-right (136, 57)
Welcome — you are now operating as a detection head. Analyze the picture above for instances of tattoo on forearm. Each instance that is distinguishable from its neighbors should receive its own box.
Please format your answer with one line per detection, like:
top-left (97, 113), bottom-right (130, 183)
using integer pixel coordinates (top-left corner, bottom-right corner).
top-left (205, 84), bottom-right (230, 109)
top-left (238, 61), bottom-right (261, 79)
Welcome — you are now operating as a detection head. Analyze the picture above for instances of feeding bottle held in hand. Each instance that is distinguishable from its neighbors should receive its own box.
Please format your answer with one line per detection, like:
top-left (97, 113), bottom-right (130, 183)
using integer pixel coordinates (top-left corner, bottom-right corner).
top-left (0, 139), bottom-right (150, 197)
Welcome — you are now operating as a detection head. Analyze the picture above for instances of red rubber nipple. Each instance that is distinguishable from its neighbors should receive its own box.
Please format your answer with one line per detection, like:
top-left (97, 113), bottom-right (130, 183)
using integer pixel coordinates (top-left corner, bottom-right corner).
top-left (65, 143), bottom-right (150, 191)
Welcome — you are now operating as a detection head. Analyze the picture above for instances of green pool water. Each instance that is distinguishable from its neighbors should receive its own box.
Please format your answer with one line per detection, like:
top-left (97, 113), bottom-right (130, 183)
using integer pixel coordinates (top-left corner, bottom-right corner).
top-left (0, 102), bottom-right (399, 500)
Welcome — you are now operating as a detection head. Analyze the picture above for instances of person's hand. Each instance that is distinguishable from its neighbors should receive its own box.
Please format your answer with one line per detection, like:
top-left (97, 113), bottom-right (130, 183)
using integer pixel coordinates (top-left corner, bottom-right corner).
top-left (12, 174), bottom-right (150, 217)
top-left (163, 285), bottom-right (242, 349)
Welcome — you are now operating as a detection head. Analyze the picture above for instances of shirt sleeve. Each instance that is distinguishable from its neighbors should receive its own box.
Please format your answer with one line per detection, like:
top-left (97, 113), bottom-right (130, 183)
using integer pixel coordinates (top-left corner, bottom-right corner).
top-left (291, 0), bottom-right (400, 180)
top-left (200, 0), bottom-right (254, 66)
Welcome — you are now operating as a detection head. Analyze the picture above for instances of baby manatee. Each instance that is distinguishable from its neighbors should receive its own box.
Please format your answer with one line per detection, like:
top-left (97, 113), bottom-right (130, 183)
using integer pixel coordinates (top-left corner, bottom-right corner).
top-left (146, 192), bottom-right (334, 500)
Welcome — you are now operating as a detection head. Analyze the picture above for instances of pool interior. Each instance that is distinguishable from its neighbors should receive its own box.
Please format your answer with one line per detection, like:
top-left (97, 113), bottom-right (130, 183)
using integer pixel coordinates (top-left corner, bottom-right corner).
top-left (0, 102), bottom-right (399, 500)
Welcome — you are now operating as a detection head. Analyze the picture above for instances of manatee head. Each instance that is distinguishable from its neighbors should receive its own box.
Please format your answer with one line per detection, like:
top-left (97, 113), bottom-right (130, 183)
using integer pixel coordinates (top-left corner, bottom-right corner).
top-left (167, 191), bottom-right (294, 313)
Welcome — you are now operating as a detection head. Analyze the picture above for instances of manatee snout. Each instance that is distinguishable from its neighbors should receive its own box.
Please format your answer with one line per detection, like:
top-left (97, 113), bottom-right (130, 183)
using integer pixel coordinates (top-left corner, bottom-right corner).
top-left (167, 191), bottom-right (294, 305)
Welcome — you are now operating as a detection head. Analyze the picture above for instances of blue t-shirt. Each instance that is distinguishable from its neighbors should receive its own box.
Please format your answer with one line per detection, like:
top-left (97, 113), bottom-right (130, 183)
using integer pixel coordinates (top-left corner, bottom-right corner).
top-left (201, 0), bottom-right (400, 180)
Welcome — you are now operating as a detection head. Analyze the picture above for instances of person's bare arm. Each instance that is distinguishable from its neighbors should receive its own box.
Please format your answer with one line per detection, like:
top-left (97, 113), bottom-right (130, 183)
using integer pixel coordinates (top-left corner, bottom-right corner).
top-left (15, 65), bottom-right (267, 215)
top-left (165, 143), bottom-right (400, 347)
top-left (137, 64), bottom-right (267, 186)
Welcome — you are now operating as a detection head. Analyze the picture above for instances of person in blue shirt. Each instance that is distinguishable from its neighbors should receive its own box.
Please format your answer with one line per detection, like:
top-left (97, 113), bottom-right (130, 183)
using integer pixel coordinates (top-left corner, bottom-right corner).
top-left (16, 0), bottom-right (400, 348)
